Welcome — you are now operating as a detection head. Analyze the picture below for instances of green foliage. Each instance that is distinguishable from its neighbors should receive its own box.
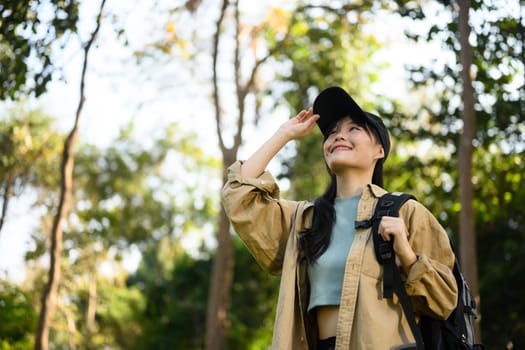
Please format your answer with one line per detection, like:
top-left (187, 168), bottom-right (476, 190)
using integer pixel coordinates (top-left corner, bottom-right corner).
top-left (228, 238), bottom-right (279, 350)
top-left (95, 281), bottom-right (146, 349)
top-left (0, 0), bottom-right (79, 100)
top-left (55, 121), bottom-right (219, 254)
top-left (0, 108), bottom-right (62, 190)
top-left (59, 122), bottom-right (218, 348)
top-left (125, 238), bottom-right (278, 350)
top-left (0, 108), bottom-right (63, 239)
top-left (12, 117), bottom-right (220, 349)
top-left (129, 242), bottom-right (211, 349)
top-left (475, 152), bottom-right (525, 348)
top-left (388, 0), bottom-right (525, 347)
top-left (0, 281), bottom-right (36, 349)
top-left (391, 0), bottom-right (523, 146)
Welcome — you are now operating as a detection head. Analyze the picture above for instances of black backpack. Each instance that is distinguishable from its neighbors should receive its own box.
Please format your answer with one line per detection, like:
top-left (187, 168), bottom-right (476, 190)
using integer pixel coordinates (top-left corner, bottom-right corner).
top-left (356, 192), bottom-right (484, 350)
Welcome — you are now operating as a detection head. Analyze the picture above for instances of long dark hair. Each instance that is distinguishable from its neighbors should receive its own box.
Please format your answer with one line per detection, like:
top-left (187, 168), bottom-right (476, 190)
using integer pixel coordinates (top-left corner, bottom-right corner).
top-left (298, 121), bottom-right (385, 264)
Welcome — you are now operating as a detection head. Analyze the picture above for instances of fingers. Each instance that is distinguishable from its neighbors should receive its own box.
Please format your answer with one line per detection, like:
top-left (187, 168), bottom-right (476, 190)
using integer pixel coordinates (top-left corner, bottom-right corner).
top-left (284, 108), bottom-right (319, 140)
top-left (378, 216), bottom-right (407, 242)
top-left (296, 108), bottom-right (308, 118)
top-left (295, 108), bottom-right (319, 122)
top-left (293, 108), bottom-right (319, 134)
top-left (379, 217), bottom-right (417, 269)
top-left (295, 107), bottom-right (312, 121)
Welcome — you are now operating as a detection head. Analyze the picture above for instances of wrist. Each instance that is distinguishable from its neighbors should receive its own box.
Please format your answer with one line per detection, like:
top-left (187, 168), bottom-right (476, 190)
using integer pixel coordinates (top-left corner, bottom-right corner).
top-left (274, 127), bottom-right (295, 143)
top-left (401, 252), bottom-right (418, 273)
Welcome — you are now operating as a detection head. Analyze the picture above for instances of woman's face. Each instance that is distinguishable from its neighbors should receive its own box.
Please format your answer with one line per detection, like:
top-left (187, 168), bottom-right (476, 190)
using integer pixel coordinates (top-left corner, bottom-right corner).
top-left (323, 116), bottom-right (384, 174)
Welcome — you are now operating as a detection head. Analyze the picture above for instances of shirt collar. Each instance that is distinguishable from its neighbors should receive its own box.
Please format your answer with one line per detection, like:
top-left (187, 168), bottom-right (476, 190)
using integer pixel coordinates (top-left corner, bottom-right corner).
top-left (365, 183), bottom-right (388, 199)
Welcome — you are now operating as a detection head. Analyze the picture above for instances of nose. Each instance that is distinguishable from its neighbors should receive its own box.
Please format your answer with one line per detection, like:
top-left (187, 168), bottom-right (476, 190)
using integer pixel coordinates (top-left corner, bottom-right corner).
top-left (334, 130), bottom-right (346, 141)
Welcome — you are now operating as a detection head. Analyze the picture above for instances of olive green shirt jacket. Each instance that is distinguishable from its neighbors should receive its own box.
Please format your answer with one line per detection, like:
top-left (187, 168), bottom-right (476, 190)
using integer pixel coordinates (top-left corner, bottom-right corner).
top-left (221, 161), bottom-right (458, 350)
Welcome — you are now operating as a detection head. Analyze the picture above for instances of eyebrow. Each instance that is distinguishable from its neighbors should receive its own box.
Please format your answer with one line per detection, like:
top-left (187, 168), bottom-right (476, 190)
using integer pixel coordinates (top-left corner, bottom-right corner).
top-left (333, 119), bottom-right (359, 129)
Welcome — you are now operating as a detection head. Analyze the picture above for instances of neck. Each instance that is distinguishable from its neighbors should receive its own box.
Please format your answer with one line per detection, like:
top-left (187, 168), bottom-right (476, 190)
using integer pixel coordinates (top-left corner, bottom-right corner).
top-left (334, 169), bottom-right (373, 198)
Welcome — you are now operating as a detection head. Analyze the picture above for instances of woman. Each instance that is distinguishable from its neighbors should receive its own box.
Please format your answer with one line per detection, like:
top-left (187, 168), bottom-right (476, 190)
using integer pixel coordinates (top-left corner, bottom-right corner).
top-left (221, 86), bottom-right (458, 349)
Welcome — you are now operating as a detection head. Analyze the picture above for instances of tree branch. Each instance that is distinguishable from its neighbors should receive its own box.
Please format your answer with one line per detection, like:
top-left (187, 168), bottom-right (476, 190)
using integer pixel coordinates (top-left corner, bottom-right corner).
top-left (212, 0), bottom-right (230, 154)
top-left (35, 1), bottom-right (107, 349)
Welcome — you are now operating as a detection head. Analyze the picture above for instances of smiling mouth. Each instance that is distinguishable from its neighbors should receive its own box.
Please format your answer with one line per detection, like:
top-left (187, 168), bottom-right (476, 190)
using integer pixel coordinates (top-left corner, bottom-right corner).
top-left (331, 145), bottom-right (352, 153)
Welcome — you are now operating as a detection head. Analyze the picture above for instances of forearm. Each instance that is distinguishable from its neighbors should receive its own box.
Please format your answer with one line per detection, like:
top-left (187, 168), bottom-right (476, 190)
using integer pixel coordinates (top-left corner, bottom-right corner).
top-left (396, 240), bottom-right (418, 274)
top-left (240, 129), bottom-right (292, 179)
top-left (240, 108), bottom-right (319, 178)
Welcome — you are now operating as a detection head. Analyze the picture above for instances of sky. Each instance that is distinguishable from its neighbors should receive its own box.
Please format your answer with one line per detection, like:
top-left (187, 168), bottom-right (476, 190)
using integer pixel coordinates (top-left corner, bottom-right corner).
top-left (0, 0), bottom-right (446, 283)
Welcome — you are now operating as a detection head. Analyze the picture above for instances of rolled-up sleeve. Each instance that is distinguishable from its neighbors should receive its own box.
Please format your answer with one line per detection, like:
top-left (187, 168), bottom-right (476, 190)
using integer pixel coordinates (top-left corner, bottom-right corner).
top-left (221, 160), bottom-right (300, 275)
top-left (401, 200), bottom-right (458, 320)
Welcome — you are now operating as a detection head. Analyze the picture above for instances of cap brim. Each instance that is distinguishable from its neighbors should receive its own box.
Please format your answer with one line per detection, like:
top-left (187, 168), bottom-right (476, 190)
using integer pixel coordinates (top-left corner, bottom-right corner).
top-left (313, 86), bottom-right (368, 135)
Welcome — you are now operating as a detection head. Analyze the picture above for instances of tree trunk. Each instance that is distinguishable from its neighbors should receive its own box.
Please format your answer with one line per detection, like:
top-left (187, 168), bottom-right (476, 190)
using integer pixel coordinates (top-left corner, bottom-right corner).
top-left (85, 268), bottom-right (97, 349)
top-left (35, 130), bottom-right (75, 350)
top-left (204, 0), bottom-right (298, 347)
top-left (458, 0), bottom-right (481, 342)
top-left (34, 2), bottom-right (106, 349)
top-left (204, 0), bottom-right (252, 347)
top-left (57, 295), bottom-right (77, 350)
top-left (205, 169), bottom-right (235, 350)
top-left (0, 179), bottom-right (12, 234)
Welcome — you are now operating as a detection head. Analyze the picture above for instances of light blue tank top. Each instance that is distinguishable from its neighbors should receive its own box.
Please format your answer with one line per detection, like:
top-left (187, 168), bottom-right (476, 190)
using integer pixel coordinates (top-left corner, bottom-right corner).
top-left (307, 194), bottom-right (361, 312)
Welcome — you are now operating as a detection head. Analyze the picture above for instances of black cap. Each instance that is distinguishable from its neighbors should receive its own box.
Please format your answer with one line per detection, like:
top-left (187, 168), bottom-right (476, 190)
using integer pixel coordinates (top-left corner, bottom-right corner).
top-left (313, 86), bottom-right (390, 160)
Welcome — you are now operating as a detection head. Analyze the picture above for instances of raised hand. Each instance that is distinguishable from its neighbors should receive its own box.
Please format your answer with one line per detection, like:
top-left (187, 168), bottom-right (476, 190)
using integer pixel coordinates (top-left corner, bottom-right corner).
top-left (278, 108), bottom-right (320, 141)
top-left (241, 107), bottom-right (319, 179)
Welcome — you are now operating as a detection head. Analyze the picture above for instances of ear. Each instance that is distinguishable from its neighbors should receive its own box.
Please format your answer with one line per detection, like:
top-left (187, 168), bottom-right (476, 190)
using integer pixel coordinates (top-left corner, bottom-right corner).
top-left (374, 145), bottom-right (385, 160)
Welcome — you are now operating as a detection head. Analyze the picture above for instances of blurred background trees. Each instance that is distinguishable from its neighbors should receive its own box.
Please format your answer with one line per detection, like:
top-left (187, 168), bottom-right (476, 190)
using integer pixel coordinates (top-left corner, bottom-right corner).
top-left (0, 0), bottom-right (523, 349)
top-left (0, 0), bottom-right (79, 100)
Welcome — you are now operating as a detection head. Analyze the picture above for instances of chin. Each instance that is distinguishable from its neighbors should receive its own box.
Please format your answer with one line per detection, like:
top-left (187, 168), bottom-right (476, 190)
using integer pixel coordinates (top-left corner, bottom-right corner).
top-left (326, 162), bottom-right (347, 174)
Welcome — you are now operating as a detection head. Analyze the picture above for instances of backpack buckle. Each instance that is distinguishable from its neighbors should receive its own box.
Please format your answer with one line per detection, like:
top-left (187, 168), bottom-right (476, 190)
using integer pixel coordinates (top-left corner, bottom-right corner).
top-left (355, 219), bottom-right (372, 229)
top-left (377, 241), bottom-right (394, 261)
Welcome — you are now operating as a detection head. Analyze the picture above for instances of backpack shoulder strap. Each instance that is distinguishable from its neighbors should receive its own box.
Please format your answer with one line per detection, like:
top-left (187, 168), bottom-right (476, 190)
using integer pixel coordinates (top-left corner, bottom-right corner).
top-left (354, 192), bottom-right (416, 298)
top-left (369, 192), bottom-right (425, 350)
top-left (372, 192), bottom-right (416, 266)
